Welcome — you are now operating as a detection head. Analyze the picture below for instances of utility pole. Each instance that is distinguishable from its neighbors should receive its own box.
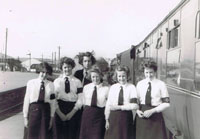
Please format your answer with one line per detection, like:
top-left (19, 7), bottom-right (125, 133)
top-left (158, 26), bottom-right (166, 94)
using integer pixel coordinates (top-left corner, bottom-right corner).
top-left (52, 52), bottom-right (54, 65)
top-left (58, 46), bottom-right (61, 69)
top-left (42, 53), bottom-right (43, 62)
top-left (4, 28), bottom-right (8, 71)
top-left (54, 52), bottom-right (56, 71)
top-left (27, 52), bottom-right (31, 71)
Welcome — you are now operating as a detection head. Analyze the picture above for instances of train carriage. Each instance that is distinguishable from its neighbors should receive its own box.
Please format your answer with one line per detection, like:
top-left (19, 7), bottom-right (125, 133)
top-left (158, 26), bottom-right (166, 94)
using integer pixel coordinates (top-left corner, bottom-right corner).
top-left (117, 0), bottom-right (200, 138)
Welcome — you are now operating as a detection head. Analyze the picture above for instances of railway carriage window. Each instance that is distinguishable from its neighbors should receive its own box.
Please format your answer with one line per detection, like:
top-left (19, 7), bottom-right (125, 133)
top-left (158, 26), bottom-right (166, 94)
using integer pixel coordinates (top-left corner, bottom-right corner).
top-left (195, 46), bottom-right (200, 91)
top-left (168, 27), bottom-right (179, 49)
top-left (166, 49), bottom-right (181, 86)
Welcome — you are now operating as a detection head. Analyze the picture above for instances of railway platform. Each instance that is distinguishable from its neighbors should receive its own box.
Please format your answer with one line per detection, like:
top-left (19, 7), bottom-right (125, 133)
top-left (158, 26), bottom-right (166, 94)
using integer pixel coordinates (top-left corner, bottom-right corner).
top-left (0, 112), bottom-right (24, 139)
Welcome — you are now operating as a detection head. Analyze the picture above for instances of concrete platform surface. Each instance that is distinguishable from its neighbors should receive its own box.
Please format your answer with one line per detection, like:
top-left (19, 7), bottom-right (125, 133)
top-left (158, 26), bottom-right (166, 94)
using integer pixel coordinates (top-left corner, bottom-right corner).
top-left (0, 112), bottom-right (24, 139)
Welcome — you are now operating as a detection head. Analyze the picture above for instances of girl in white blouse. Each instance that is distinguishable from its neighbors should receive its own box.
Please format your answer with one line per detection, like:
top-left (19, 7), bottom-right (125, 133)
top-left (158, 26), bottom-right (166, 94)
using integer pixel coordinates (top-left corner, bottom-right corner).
top-left (78, 66), bottom-right (109, 139)
top-left (104, 65), bottom-right (138, 139)
top-left (136, 61), bottom-right (170, 139)
top-left (23, 62), bottom-right (56, 139)
top-left (54, 57), bottom-right (82, 139)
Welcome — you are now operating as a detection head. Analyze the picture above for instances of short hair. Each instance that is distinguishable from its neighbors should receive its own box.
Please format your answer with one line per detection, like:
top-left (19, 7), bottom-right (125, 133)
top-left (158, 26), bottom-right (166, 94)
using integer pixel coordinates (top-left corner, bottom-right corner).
top-left (112, 65), bottom-right (130, 82)
top-left (78, 52), bottom-right (96, 66)
top-left (142, 60), bottom-right (157, 72)
top-left (59, 57), bottom-right (76, 70)
top-left (38, 62), bottom-right (53, 75)
top-left (88, 65), bottom-right (103, 80)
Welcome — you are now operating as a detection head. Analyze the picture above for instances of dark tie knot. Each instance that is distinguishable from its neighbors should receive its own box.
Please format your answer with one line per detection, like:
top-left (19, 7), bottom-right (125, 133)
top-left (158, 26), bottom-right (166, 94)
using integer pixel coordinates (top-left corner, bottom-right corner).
top-left (85, 71), bottom-right (88, 77)
top-left (41, 82), bottom-right (45, 90)
top-left (120, 86), bottom-right (123, 90)
top-left (94, 86), bottom-right (97, 90)
top-left (65, 77), bottom-right (69, 82)
top-left (148, 82), bottom-right (151, 86)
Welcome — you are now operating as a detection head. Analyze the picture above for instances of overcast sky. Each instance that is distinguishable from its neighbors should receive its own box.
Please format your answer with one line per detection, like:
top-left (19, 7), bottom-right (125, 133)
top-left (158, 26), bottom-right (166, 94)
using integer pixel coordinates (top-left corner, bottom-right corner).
top-left (0, 0), bottom-right (182, 59)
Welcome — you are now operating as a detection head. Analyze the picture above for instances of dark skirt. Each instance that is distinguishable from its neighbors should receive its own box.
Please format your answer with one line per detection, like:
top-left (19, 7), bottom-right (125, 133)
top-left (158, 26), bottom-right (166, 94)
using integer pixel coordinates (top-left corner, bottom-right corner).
top-left (54, 100), bottom-right (77, 139)
top-left (75, 108), bottom-right (83, 139)
top-left (79, 106), bottom-right (105, 139)
top-left (27, 102), bottom-right (52, 139)
top-left (104, 110), bottom-right (135, 139)
top-left (136, 105), bottom-right (167, 139)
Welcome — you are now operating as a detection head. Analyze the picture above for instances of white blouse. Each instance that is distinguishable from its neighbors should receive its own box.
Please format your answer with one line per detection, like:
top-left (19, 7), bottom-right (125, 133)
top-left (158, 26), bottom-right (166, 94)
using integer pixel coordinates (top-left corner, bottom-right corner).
top-left (23, 78), bottom-right (56, 118)
top-left (53, 75), bottom-right (83, 102)
top-left (105, 83), bottom-right (138, 120)
top-left (136, 78), bottom-right (170, 112)
top-left (81, 83), bottom-right (109, 108)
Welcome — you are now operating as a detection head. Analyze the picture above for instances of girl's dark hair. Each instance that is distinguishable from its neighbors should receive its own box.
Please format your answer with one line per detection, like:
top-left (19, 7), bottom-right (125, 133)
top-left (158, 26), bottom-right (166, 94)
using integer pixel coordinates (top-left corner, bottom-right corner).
top-left (38, 62), bottom-right (53, 75)
top-left (78, 52), bottom-right (96, 65)
top-left (142, 60), bottom-right (157, 72)
top-left (59, 57), bottom-right (76, 70)
top-left (112, 65), bottom-right (130, 82)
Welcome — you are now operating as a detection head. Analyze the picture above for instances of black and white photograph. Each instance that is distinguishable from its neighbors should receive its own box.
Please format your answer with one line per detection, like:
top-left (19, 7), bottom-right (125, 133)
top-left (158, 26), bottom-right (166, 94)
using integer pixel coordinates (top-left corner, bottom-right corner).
top-left (0, 0), bottom-right (199, 139)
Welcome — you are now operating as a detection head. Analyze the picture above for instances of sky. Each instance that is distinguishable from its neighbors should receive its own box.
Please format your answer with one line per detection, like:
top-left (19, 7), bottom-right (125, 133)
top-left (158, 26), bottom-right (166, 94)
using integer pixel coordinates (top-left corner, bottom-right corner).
top-left (0, 0), bottom-right (182, 60)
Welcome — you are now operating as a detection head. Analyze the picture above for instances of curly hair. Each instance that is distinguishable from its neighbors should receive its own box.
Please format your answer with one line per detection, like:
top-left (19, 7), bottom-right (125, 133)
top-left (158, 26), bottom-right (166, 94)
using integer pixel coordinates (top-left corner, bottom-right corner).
top-left (77, 52), bottom-right (96, 66)
top-left (59, 57), bottom-right (76, 70)
top-left (142, 60), bottom-right (157, 72)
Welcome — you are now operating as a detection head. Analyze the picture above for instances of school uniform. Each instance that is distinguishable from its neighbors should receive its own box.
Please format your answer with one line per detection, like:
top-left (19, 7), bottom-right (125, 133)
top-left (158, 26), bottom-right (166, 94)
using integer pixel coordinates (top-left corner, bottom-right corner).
top-left (23, 78), bottom-right (56, 139)
top-left (54, 75), bottom-right (82, 139)
top-left (78, 83), bottom-right (109, 139)
top-left (74, 69), bottom-right (91, 139)
top-left (104, 83), bottom-right (138, 139)
top-left (136, 78), bottom-right (170, 139)
top-left (74, 69), bottom-right (91, 86)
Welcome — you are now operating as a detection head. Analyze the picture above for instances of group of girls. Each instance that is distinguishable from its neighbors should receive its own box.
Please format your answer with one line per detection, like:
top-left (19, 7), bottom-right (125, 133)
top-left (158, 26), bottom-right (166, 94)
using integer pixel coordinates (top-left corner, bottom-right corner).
top-left (23, 51), bottom-right (170, 139)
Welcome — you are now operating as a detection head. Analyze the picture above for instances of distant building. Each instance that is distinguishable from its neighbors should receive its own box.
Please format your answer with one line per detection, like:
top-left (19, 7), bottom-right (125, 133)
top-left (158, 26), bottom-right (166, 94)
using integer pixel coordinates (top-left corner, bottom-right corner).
top-left (21, 58), bottom-right (42, 71)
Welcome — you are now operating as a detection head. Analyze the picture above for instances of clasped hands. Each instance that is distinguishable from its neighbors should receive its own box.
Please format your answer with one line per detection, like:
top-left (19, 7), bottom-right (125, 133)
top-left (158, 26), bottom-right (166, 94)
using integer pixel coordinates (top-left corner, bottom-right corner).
top-left (136, 109), bottom-right (156, 118)
top-left (59, 110), bottom-right (75, 121)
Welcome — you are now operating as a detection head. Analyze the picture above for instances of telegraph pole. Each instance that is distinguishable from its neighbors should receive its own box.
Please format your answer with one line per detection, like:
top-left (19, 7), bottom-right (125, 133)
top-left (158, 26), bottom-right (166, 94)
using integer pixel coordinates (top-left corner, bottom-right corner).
top-left (4, 28), bottom-right (8, 71)
top-left (52, 52), bottom-right (54, 64)
top-left (42, 53), bottom-right (43, 62)
top-left (54, 52), bottom-right (56, 71)
top-left (27, 52), bottom-right (31, 71)
top-left (58, 46), bottom-right (61, 69)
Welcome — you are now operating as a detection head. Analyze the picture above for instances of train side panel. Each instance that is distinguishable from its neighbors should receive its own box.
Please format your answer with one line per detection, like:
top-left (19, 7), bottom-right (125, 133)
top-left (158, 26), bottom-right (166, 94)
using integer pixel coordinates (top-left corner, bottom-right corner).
top-left (119, 0), bottom-right (200, 138)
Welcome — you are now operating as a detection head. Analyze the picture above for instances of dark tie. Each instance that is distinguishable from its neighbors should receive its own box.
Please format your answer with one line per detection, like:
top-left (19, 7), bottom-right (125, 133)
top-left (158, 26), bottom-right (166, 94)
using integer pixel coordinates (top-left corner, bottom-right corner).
top-left (65, 77), bottom-right (70, 93)
top-left (118, 86), bottom-right (124, 105)
top-left (91, 86), bottom-right (97, 107)
top-left (38, 81), bottom-right (45, 102)
top-left (145, 82), bottom-right (152, 106)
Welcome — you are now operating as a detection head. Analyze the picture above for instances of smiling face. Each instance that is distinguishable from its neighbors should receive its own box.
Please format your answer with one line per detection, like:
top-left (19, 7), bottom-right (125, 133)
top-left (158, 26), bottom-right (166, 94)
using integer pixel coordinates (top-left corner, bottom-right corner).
top-left (144, 67), bottom-right (156, 81)
top-left (91, 72), bottom-right (101, 85)
top-left (62, 63), bottom-right (73, 76)
top-left (117, 71), bottom-right (127, 85)
top-left (83, 56), bottom-right (92, 70)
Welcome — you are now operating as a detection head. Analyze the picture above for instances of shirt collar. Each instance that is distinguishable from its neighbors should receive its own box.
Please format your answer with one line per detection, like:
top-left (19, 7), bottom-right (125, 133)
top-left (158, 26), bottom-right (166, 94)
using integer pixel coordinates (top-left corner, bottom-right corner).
top-left (83, 69), bottom-right (88, 76)
top-left (145, 77), bottom-right (156, 84)
top-left (37, 78), bottom-right (47, 84)
top-left (117, 82), bottom-right (128, 88)
top-left (92, 83), bottom-right (102, 88)
top-left (62, 74), bottom-right (72, 80)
